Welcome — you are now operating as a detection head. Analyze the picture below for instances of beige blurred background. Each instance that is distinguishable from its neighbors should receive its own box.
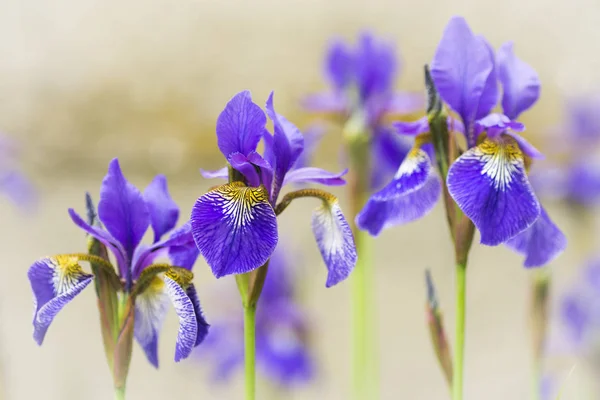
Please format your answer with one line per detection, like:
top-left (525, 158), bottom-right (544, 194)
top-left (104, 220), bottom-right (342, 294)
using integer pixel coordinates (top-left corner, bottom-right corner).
top-left (1, 0), bottom-right (599, 399)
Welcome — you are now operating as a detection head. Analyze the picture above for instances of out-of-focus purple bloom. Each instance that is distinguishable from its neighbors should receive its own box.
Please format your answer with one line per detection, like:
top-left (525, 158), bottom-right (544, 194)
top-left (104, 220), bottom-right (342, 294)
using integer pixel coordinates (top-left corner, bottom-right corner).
top-left (200, 245), bottom-right (314, 386)
top-left (193, 91), bottom-right (357, 287)
top-left (303, 32), bottom-right (422, 188)
top-left (561, 258), bottom-right (600, 353)
top-left (28, 158), bottom-right (208, 366)
top-left (0, 135), bottom-right (36, 208)
top-left (531, 95), bottom-right (600, 208)
top-left (357, 16), bottom-right (566, 267)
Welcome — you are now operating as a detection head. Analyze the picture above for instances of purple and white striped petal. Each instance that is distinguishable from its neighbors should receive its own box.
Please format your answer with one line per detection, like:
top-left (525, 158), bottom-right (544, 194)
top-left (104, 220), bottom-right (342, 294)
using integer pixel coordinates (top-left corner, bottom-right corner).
top-left (372, 149), bottom-right (436, 201)
top-left (505, 207), bottom-right (566, 267)
top-left (357, 173), bottom-right (441, 236)
top-left (164, 276), bottom-right (197, 362)
top-left (283, 167), bottom-right (347, 187)
top-left (143, 175), bottom-right (179, 243)
top-left (134, 276), bottom-right (169, 368)
top-left (311, 197), bottom-right (357, 287)
top-left (447, 139), bottom-right (541, 246)
top-left (98, 158), bottom-right (150, 260)
top-left (185, 284), bottom-right (210, 346)
top-left (216, 91), bottom-right (266, 158)
top-left (357, 148), bottom-right (441, 235)
top-left (28, 257), bottom-right (94, 345)
top-left (191, 183), bottom-right (278, 278)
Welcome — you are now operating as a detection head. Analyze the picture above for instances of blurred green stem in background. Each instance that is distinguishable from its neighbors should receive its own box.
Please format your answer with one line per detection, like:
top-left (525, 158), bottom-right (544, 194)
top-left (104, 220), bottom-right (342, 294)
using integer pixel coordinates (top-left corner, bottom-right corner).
top-left (345, 112), bottom-right (378, 400)
top-left (114, 387), bottom-right (126, 400)
top-left (530, 269), bottom-right (550, 400)
top-left (244, 304), bottom-right (257, 400)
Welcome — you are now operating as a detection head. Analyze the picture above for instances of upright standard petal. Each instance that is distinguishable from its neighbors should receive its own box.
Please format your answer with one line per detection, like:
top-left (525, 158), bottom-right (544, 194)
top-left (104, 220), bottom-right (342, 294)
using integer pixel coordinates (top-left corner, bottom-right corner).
top-left (98, 159), bottom-right (150, 259)
top-left (354, 32), bottom-right (397, 100)
top-left (265, 92), bottom-right (305, 202)
top-left (216, 91), bottom-right (267, 157)
top-left (430, 17), bottom-right (496, 145)
top-left (325, 39), bottom-right (354, 90)
top-left (505, 207), bottom-right (566, 267)
top-left (191, 182), bottom-right (278, 278)
top-left (134, 276), bottom-right (169, 367)
top-left (143, 175), bottom-right (179, 242)
top-left (447, 139), bottom-right (541, 245)
top-left (163, 276), bottom-right (198, 362)
top-left (497, 42), bottom-right (541, 120)
top-left (311, 196), bottom-right (357, 287)
top-left (356, 149), bottom-right (441, 235)
top-left (28, 257), bottom-right (94, 345)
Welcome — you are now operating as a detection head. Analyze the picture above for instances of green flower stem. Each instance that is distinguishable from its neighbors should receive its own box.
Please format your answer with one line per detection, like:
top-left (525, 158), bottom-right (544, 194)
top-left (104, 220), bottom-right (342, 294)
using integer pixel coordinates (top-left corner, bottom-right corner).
top-left (114, 387), bottom-right (126, 400)
top-left (453, 262), bottom-right (467, 400)
top-left (346, 121), bottom-right (377, 400)
top-left (244, 304), bottom-right (257, 400)
top-left (530, 270), bottom-right (550, 400)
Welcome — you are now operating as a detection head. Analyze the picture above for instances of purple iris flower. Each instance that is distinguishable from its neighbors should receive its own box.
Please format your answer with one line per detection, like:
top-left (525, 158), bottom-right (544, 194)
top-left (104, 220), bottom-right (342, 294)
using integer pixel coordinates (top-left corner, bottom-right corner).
top-left (192, 91), bottom-right (357, 287)
top-left (201, 244), bottom-right (314, 386)
top-left (561, 258), bottom-right (600, 354)
top-left (303, 32), bottom-right (423, 188)
top-left (27, 158), bottom-right (208, 366)
top-left (530, 95), bottom-right (600, 207)
top-left (357, 16), bottom-right (566, 267)
top-left (0, 135), bottom-right (36, 207)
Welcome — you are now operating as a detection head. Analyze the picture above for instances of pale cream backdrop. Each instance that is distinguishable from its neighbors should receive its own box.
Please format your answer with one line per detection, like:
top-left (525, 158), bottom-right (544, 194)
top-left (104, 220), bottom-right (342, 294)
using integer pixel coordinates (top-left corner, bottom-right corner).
top-left (0, 0), bottom-right (598, 399)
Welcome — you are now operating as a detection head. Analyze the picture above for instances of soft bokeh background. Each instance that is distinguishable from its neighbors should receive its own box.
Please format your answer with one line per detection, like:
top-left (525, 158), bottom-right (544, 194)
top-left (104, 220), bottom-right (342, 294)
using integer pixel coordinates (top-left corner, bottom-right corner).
top-left (1, 1), bottom-right (599, 399)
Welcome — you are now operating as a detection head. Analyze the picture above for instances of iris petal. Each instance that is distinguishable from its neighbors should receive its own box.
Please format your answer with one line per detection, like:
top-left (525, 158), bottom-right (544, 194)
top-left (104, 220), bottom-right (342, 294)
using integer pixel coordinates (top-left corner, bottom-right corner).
top-left (134, 276), bottom-right (169, 368)
top-left (283, 167), bottom-right (347, 187)
top-left (311, 197), bottom-right (357, 287)
top-left (28, 257), bottom-right (94, 345)
top-left (143, 175), bottom-right (179, 242)
top-left (216, 91), bottom-right (266, 158)
top-left (447, 139), bottom-right (541, 245)
top-left (185, 284), bottom-right (210, 346)
top-left (497, 41), bottom-right (541, 120)
top-left (191, 183), bottom-right (278, 278)
top-left (430, 17), bottom-right (496, 145)
top-left (357, 148), bottom-right (441, 235)
top-left (98, 158), bottom-right (150, 260)
top-left (505, 207), bottom-right (566, 267)
top-left (163, 277), bottom-right (198, 362)
top-left (325, 39), bottom-right (354, 90)
top-left (200, 167), bottom-right (228, 180)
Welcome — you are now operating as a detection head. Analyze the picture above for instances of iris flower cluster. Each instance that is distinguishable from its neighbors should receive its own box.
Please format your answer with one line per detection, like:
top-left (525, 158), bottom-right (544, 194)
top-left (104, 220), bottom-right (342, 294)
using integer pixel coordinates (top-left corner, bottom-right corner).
top-left (192, 91), bottom-right (357, 287)
top-left (28, 159), bottom-right (208, 394)
top-left (357, 16), bottom-right (566, 267)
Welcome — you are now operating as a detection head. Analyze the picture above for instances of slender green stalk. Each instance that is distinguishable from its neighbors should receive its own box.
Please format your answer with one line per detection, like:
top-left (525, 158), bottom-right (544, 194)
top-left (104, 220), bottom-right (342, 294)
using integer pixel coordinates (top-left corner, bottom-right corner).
top-left (244, 305), bottom-right (257, 400)
top-left (351, 228), bottom-right (376, 399)
top-left (114, 387), bottom-right (125, 400)
top-left (530, 270), bottom-right (550, 400)
top-left (453, 262), bottom-right (467, 400)
top-left (346, 124), bottom-right (377, 399)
